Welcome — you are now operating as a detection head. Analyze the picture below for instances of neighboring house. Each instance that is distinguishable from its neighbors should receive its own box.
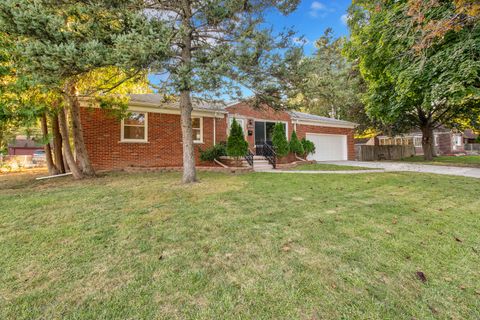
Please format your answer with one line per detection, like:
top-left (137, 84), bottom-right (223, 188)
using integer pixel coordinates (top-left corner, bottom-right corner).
top-left (463, 129), bottom-right (479, 144)
top-left (376, 127), bottom-right (464, 155)
top-left (79, 94), bottom-right (356, 170)
top-left (7, 136), bottom-right (42, 156)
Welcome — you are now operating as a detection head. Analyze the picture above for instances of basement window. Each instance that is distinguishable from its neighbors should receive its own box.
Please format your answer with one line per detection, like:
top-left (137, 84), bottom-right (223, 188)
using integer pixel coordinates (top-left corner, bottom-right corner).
top-left (121, 112), bottom-right (147, 142)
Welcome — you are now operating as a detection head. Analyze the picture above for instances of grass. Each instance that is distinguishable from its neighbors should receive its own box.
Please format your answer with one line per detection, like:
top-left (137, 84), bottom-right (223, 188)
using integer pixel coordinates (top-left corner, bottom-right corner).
top-left (1, 170), bottom-right (479, 319)
top-left (400, 155), bottom-right (480, 168)
top-left (293, 163), bottom-right (376, 171)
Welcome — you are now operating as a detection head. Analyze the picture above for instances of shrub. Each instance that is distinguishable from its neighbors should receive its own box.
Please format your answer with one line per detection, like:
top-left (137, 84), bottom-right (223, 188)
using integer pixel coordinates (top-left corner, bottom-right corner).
top-left (301, 137), bottom-right (316, 157)
top-left (289, 130), bottom-right (304, 155)
top-left (226, 118), bottom-right (248, 158)
top-left (199, 142), bottom-right (226, 161)
top-left (272, 123), bottom-right (289, 157)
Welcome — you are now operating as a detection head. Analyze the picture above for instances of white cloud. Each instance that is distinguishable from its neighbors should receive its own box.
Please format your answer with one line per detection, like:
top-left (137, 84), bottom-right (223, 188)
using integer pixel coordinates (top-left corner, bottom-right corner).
top-left (311, 1), bottom-right (326, 11)
top-left (309, 1), bottom-right (331, 18)
top-left (341, 13), bottom-right (349, 25)
top-left (293, 37), bottom-right (310, 45)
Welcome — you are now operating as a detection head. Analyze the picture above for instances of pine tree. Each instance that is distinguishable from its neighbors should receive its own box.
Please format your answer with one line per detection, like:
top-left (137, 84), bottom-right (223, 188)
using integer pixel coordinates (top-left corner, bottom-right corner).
top-left (272, 123), bottom-right (289, 157)
top-left (227, 119), bottom-right (248, 164)
top-left (289, 130), bottom-right (304, 156)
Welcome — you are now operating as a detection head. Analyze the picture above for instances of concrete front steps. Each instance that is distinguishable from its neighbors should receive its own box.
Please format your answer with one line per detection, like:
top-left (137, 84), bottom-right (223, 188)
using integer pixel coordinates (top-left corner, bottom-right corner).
top-left (252, 156), bottom-right (274, 171)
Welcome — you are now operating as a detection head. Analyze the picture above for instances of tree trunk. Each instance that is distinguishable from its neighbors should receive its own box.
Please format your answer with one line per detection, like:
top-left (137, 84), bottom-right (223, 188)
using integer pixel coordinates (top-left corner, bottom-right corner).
top-left (421, 124), bottom-right (435, 161)
top-left (58, 107), bottom-right (83, 179)
top-left (179, 1), bottom-right (196, 183)
top-left (180, 90), bottom-right (197, 183)
top-left (51, 113), bottom-right (66, 173)
top-left (40, 113), bottom-right (59, 175)
top-left (65, 82), bottom-right (95, 177)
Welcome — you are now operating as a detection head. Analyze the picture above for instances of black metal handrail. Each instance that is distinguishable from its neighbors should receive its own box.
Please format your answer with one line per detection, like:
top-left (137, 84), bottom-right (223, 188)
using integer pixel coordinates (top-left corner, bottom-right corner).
top-left (245, 149), bottom-right (254, 167)
top-left (262, 143), bottom-right (276, 169)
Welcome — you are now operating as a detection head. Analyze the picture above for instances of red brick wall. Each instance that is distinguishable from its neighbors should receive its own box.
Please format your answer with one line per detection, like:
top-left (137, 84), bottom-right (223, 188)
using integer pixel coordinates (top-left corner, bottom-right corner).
top-left (226, 102), bottom-right (355, 160)
top-left (80, 108), bottom-right (227, 170)
top-left (226, 103), bottom-right (292, 148)
top-left (295, 124), bottom-right (356, 160)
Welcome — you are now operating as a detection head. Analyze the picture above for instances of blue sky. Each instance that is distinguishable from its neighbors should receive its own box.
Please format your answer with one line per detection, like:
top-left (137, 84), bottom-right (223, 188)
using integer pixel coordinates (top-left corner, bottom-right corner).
top-left (265, 0), bottom-right (351, 55)
top-left (149, 1), bottom-right (351, 95)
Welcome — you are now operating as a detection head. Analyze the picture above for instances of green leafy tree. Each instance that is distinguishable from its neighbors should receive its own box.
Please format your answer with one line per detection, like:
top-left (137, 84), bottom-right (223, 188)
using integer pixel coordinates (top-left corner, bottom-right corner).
top-left (345, 0), bottom-right (480, 160)
top-left (226, 119), bottom-right (248, 164)
top-left (288, 29), bottom-right (372, 133)
top-left (142, 0), bottom-right (302, 183)
top-left (288, 130), bottom-right (304, 155)
top-left (272, 123), bottom-right (289, 157)
top-left (0, 0), bottom-right (169, 178)
top-left (301, 138), bottom-right (316, 157)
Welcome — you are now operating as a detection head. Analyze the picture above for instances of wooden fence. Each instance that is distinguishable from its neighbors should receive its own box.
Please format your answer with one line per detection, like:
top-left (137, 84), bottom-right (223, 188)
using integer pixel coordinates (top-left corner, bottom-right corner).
top-left (355, 145), bottom-right (416, 161)
top-left (464, 143), bottom-right (480, 152)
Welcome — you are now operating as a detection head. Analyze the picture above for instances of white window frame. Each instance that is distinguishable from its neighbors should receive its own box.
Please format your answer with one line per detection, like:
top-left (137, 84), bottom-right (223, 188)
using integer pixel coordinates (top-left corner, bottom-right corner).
top-left (454, 135), bottom-right (462, 146)
top-left (121, 112), bottom-right (148, 143)
top-left (434, 135), bottom-right (440, 146)
top-left (413, 137), bottom-right (422, 147)
top-left (192, 117), bottom-right (203, 144)
top-left (228, 117), bottom-right (247, 136)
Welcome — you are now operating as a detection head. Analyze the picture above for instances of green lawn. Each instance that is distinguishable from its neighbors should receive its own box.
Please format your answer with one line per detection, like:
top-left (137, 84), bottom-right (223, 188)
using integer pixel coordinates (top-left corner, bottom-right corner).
top-left (401, 155), bottom-right (480, 168)
top-left (1, 171), bottom-right (479, 319)
top-left (293, 163), bottom-right (376, 171)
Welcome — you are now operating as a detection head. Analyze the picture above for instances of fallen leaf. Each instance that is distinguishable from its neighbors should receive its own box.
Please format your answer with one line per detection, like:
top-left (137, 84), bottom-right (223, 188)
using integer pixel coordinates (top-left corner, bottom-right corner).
top-left (331, 283), bottom-right (337, 289)
top-left (454, 237), bottom-right (463, 243)
top-left (428, 305), bottom-right (438, 315)
top-left (386, 229), bottom-right (393, 235)
top-left (416, 271), bottom-right (427, 283)
top-left (459, 285), bottom-right (466, 290)
top-left (392, 218), bottom-right (398, 225)
top-left (475, 290), bottom-right (480, 295)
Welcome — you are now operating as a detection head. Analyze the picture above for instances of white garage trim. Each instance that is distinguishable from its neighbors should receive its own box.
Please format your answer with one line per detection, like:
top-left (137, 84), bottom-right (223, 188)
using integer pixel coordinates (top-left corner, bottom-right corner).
top-left (305, 133), bottom-right (348, 161)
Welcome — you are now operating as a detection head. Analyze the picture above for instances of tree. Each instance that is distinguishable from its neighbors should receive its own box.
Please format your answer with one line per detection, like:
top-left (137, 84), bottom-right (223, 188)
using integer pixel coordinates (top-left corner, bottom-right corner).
top-left (226, 118), bottom-right (248, 165)
top-left (272, 123), bottom-right (289, 157)
top-left (288, 130), bottom-right (304, 156)
top-left (0, 0), bottom-right (169, 178)
top-left (288, 29), bottom-right (373, 134)
top-left (346, 0), bottom-right (480, 160)
top-left (142, 0), bottom-right (301, 183)
top-left (301, 137), bottom-right (315, 158)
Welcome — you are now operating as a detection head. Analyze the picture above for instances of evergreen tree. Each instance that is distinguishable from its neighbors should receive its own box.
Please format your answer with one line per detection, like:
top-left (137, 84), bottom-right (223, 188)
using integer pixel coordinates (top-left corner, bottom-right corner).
top-left (272, 123), bottom-right (289, 157)
top-left (0, 0), bottom-right (168, 178)
top-left (288, 130), bottom-right (304, 156)
top-left (301, 138), bottom-right (316, 157)
top-left (227, 119), bottom-right (248, 160)
top-left (140, 0), bottom-right (302, 183)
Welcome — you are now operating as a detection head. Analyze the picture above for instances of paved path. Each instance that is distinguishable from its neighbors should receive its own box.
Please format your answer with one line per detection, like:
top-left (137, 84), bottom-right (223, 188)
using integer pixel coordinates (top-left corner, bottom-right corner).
top-left (259, 169), bottom-right (385, 174)
top-left (319, 161), bottom-right (480, 179)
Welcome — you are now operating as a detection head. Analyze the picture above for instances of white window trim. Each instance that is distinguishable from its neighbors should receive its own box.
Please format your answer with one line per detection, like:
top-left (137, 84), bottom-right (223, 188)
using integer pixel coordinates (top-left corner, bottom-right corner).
top-left (192, 117), bottom-right (203, 144)
top-left (228, 116), bottom-right (247, 137)
top-left (120, 112), bottom-right (148, 143)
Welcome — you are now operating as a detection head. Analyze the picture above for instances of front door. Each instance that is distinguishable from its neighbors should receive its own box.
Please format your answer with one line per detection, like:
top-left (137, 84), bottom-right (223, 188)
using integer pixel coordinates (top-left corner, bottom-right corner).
top-left (254, 121), bottom-right (285, 155)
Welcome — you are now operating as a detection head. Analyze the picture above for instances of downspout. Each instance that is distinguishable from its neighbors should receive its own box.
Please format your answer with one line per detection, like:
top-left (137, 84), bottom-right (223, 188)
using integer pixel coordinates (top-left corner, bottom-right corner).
top-left (213, 112), bottom-right (217, 145)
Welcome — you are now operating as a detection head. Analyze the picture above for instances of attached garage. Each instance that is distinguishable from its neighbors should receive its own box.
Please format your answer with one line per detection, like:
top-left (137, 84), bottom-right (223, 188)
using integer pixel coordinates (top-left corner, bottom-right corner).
top-left (305, 133), bottom-right (348, 161)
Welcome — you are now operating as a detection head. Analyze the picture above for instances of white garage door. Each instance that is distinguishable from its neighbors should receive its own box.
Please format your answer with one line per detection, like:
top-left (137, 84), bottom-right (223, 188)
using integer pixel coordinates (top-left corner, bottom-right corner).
top-left (306, 133), bottom-right (348, 161)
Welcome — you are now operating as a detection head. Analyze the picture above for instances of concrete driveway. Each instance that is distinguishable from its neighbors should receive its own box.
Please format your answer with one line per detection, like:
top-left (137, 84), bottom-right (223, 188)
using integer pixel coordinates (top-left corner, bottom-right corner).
top-left (323, 161), bottom-right (480, 179)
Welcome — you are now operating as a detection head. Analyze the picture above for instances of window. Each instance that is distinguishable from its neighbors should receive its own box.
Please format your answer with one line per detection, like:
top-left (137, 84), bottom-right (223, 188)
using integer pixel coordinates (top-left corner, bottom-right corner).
top-left (192, 117), bottom-right (203, 143)
top-left (434, 135), bottom-right (440, 146)
top-left (228, 117), bottom-right (245, 135)
top-left (414, 137), bottom-right (422, 147)
top-left (122, 112), bottom-right (147, 142)
top-left (455, 135), bottom-right (462, 146)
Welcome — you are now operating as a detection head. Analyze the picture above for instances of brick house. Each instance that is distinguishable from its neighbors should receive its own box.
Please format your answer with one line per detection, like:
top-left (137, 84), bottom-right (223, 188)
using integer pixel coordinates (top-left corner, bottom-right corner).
top-left (80, 94), bottom-right (356, 170)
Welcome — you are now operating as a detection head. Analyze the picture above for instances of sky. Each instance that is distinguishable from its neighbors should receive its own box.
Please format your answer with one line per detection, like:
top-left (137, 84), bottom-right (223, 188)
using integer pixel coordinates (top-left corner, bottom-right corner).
top-left (264, 0), bottom-right (351, 55)
top-left (149, 0), bottom-right (351, 96)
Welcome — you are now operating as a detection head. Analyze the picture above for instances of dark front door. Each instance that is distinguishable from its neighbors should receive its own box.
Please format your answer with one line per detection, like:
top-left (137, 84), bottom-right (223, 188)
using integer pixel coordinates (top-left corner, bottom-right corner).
top-left (255, 121), bottom-right (282, 155)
